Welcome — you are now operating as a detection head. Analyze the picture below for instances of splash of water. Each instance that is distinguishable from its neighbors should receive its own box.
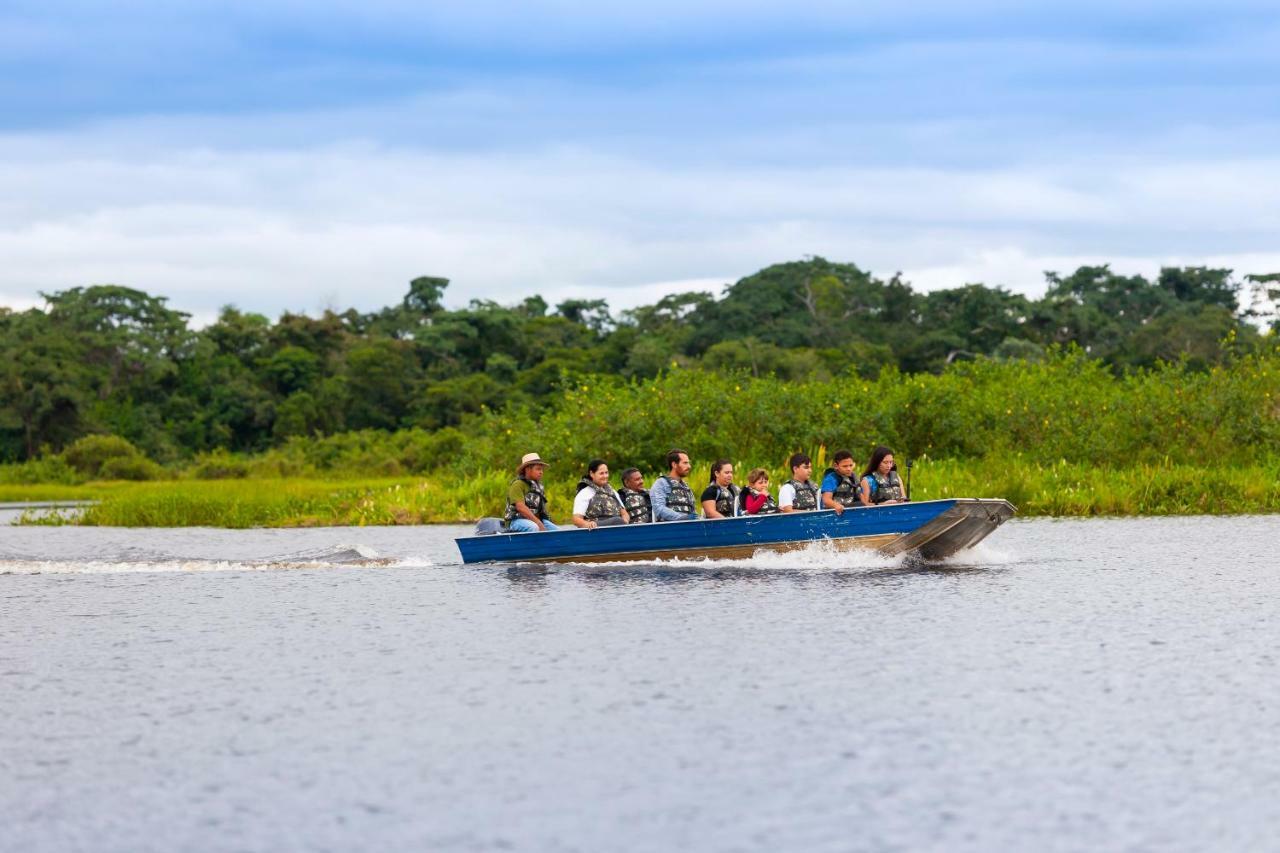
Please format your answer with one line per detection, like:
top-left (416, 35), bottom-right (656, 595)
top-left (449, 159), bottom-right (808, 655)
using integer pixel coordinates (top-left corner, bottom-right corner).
top-left (0, 543), bottom-right (434, 575)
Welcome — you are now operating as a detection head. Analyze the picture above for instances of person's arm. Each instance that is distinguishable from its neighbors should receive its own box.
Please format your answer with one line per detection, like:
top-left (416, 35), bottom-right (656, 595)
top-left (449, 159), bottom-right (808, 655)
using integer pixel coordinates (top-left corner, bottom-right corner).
top-left (650, 477), bottom-right (680, 522)
top-left (616, 494), bottom-right (630, 524)
top-left (779, 483), bottom-right (795, 513)
top-left (572, 489), bottom-right (595, 529)
top-left (701, 486), bottom-right (725, 519)
top-left (511, 483), bottom-right (547, 530)
top-left (819, 474), bottom-right (843, 515)
top-left (859, 477), bottom-right (874, 507)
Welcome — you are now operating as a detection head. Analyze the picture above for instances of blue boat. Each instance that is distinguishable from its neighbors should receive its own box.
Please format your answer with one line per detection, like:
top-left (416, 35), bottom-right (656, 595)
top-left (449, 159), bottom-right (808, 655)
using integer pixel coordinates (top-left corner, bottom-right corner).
top-left (454, 498), bottom-right (1016, 564)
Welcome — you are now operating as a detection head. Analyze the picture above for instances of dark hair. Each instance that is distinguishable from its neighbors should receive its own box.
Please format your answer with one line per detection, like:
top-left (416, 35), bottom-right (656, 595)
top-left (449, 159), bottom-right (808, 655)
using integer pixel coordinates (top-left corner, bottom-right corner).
top-left (788, 452), bottom-right (811, 471)
top-left (862, 446), bottom-right (894, 478)
top-left (666, 449), bottom-right (688, 470)
top-left (832, 449), bottom-right (854, 465)
top-left (709, 458), bottom-right (733, 483)
top-left (586, 458), bottom-right (608, 475)
top-left (620, 467), bottom-right (641, 485)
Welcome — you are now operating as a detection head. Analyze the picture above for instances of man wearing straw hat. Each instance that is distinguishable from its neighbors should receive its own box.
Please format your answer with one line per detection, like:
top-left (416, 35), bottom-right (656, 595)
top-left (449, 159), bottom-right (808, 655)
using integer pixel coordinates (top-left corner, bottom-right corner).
top-left (504, 452), bottom-right (560, 532)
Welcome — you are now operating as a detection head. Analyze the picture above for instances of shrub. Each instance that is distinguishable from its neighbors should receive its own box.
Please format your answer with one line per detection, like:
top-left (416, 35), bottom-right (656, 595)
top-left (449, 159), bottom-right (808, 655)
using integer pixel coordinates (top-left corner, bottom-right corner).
top-left (98, 455), bottom-right (165, 481)
top-left (190, 450), bottom-right (250, 480)
top-left (0, 455), bottom-right (81, 485)
top-left (62, 435), bottom-right (147, 479)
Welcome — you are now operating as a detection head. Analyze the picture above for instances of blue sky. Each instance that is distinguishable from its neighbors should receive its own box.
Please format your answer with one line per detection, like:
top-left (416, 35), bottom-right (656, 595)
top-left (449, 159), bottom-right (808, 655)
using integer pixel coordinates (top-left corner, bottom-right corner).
top-left (2, 1), bottom-right (1278, 320)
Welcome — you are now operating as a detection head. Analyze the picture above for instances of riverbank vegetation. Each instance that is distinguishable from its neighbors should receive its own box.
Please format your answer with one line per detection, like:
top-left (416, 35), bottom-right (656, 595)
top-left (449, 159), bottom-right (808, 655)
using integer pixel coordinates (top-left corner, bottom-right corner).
top-left (4, 257), bottom-right (1278, 525)
top-left (7, 348), bottom-right (1280, 525)
top-left (19, 457), bottom-right (1280, 527)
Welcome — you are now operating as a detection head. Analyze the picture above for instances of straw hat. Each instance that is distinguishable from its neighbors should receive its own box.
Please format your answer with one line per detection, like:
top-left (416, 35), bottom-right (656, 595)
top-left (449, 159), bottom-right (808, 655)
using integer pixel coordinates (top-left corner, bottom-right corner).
top-left (516, 452), bottom-right (548, 474)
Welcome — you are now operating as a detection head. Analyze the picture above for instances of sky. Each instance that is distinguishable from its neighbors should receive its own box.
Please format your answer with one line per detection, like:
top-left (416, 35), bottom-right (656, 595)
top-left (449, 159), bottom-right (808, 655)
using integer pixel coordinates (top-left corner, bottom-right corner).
top-left (2, 0), bottom-right (1278, 322)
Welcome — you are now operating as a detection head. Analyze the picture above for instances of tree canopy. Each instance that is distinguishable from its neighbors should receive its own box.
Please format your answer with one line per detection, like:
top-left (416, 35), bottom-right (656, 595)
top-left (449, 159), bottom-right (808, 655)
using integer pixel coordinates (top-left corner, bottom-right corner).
top-left (1, 257), bottom-right (1275, 462)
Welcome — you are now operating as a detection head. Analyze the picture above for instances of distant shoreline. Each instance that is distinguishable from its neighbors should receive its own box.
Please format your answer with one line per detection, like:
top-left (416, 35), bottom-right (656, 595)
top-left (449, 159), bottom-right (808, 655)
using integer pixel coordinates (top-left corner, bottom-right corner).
top-left (7, 462), bottom-right (1279, 528)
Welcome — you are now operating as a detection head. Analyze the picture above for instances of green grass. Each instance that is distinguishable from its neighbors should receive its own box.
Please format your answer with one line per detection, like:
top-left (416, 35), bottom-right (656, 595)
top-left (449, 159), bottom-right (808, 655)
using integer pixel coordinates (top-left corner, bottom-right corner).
top-left (14, 459), bottom-right (1280, 527)
top-left (20, 476), bottom-right (507, 528)
top-left (0, 482), bottom-right (119, 503)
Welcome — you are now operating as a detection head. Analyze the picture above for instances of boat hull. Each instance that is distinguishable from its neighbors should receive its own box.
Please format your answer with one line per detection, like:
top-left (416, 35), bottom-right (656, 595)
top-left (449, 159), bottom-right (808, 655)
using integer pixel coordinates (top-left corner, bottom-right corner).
top-left (455, 498), bottom-right (1015, 565)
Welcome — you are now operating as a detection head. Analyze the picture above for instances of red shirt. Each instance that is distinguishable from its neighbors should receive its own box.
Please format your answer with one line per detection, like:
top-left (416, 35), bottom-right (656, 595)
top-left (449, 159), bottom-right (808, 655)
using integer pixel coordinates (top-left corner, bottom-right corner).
top-left (743, 491), bottom-right (769, 514)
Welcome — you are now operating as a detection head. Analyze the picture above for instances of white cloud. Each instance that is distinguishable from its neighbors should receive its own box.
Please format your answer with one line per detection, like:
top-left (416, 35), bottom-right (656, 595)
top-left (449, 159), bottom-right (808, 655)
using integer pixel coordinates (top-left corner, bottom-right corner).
top-left (2, 99), bottom-right (1278, 319)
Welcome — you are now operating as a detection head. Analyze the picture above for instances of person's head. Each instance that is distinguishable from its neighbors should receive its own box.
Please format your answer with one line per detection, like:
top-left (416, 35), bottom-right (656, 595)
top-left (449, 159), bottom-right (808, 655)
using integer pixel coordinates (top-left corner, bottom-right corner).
top-left (864, 446), bottom-right (894, 478)
top-left (518, 452), bottom-right (548, 480)
top-left (620, 467), bottom-right (644, 491)
top-left (832, 449), bottom-right (855, 477)
top-left (710, 459), bottom-right (734, 486)
top-left (788, 452), bottom-right (812, 482)
top-left (586, 458), bottom-right (610, 486)
top-left (747, 467), bottom-right (770, 492)
top-left (666, 449), bottom-right (691, 478)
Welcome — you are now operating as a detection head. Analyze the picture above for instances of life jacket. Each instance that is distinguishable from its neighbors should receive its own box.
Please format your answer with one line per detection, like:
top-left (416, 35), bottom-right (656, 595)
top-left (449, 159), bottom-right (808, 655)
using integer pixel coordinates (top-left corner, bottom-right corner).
top-left (711, 483), bottom-right (740, 517)
top-left (785, 478), bottom-right (819, 511)
top-left (660, 475), bottom-right (696, 516)
top-left (822, 467), bottom-right (861, 508)
top-left (503, 477), bottom-right (548, 523)
top-left (865, 470), bottom-right (906, 504)
top-left (740, 489), bottom-right (779, 515)
top-left (582, 483), bottom-right (623, 520)
top-left (618, 487), bottom-right (652, 524)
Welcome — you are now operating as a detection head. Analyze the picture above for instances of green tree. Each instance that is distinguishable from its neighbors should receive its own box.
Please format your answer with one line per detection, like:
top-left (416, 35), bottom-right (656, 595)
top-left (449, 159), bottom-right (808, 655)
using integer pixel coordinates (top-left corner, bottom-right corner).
top-left (0, 310), bottom-right (89, 458)
top-left (345, 340), bottom-right (421, 430)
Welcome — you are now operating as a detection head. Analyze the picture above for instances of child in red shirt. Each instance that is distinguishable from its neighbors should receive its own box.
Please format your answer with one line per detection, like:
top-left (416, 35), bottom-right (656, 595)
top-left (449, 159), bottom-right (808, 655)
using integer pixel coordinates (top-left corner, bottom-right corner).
top-left (740, 468), bottom-right (780, 515)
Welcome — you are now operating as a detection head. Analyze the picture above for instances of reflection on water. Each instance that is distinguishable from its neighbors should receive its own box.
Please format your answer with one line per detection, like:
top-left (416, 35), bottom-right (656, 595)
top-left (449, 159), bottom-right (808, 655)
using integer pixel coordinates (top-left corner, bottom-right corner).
top-left (4, 516), bottom-right (1280, 852)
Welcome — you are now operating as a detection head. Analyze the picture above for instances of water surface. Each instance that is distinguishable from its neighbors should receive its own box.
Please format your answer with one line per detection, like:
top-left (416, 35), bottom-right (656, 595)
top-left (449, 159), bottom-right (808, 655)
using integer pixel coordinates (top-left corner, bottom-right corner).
top-left (3, 517), bottom-right (1278, 851)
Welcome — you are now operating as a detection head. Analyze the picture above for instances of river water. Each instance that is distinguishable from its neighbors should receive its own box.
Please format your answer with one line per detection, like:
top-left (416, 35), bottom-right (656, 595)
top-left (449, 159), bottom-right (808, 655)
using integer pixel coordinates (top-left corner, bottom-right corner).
top-left (2, 515), bottom-right (1278, 852)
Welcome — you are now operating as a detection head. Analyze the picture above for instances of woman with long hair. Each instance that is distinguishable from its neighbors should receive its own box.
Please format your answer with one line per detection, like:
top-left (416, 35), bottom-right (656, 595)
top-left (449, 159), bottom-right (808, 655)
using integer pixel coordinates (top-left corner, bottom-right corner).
top-left (700, 458), bottom-right (739, 518)
top-left (859, 446), bottom-right (906, 506)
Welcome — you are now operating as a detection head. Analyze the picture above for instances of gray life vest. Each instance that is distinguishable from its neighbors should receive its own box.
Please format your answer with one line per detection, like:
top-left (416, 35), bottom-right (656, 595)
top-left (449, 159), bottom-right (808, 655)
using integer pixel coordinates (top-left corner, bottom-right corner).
top-left (741, 489), bottom-right (780, 515)
top-left (827, 470), bottom-right (861, 508)
top-left (583, 483), bottom-right (622, 520)
top-left (712, 484), bottom-right (740, 517)
top-left (661, 475), bottom-right (696, 516)
top-left (785, 478), bottom-right (819, 510)
top-left (867, 471), bottom-right (905, 504)
top-left (504, 477), bottom-right (548, 523)
top-left (618, 487), bottom-right (652, 523)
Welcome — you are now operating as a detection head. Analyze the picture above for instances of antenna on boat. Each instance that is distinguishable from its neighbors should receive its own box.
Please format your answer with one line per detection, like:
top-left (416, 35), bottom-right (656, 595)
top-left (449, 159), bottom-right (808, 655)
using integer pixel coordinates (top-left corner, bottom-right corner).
top-left (905, 458), bottom-right (913, 501)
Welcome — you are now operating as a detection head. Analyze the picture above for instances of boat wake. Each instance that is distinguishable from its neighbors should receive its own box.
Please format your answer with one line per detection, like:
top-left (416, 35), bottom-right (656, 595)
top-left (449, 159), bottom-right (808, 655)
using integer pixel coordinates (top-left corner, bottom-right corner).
top-left (0, 543), bottom-right (434, 575)
top-left (524, 538), bottom-right (1019, 574)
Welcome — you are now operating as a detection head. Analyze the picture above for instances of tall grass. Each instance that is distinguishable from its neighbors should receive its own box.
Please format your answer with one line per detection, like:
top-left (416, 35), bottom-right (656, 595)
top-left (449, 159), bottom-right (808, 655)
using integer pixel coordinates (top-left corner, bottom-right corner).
top-left (7, 349), bottom-right (1280, 526)
top-left (19, 457), bottom-right (1280, 527)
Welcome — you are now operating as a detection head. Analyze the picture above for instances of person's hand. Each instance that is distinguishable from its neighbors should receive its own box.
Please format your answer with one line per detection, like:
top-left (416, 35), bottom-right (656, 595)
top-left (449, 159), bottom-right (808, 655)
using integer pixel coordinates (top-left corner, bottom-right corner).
top-left (832, 504), bottom-right (844, 515)
top-left (588, 520), bottom-right (597, 530)
top-left (536, 521), bottom-right (546, 531)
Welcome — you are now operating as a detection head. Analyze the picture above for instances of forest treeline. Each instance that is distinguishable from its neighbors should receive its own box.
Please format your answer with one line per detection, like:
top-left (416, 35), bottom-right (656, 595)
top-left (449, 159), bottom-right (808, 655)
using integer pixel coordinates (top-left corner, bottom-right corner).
top-left (3, 257), bottom-right (1278, 463)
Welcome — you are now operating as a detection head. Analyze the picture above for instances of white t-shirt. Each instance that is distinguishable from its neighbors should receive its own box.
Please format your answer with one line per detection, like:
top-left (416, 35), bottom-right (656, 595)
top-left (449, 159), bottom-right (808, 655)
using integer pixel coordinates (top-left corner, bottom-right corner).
top-left (778, 480), bottom-right (815, 510)
top-left (573, 486), bottom-right (624, 518)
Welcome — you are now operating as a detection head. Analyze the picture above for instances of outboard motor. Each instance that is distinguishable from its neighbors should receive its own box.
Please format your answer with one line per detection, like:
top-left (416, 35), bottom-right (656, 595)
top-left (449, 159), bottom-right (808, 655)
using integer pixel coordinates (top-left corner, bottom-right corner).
top-left (474, 517), bottom-right (505, 536)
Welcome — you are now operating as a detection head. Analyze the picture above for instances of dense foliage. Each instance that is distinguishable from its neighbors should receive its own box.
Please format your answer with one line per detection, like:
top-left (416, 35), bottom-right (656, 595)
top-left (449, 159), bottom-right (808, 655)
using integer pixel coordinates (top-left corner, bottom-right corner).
top-left (2, 258), bottom-right (1277, 465)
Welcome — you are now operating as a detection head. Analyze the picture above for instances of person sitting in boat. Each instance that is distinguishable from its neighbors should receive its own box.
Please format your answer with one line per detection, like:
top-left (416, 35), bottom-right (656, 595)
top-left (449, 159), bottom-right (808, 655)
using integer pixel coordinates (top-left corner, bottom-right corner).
top-left (650, 449), bottom-right (699, 522)
top-left (739, 468), bottom-right (780, 515)
top-left (617, 467), bottom-right (653, 524)
top-left (505, 452), bottom-right (559, 532)
top-left (701, 459), bottom-right (740, 519)
top-left (860, 445), bottom-right (907, 505)
top-left (820, 449), bottom-right (861, 515)
top-left (572, 459), bottom-right (630, 529)
top-left (779, 452), bottom-right (819, 513)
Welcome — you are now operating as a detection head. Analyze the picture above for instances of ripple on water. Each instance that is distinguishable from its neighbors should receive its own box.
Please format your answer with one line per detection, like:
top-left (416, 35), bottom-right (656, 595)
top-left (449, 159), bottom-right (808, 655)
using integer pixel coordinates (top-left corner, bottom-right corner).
top-left (3, 516), bottom-right (1280, 852)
